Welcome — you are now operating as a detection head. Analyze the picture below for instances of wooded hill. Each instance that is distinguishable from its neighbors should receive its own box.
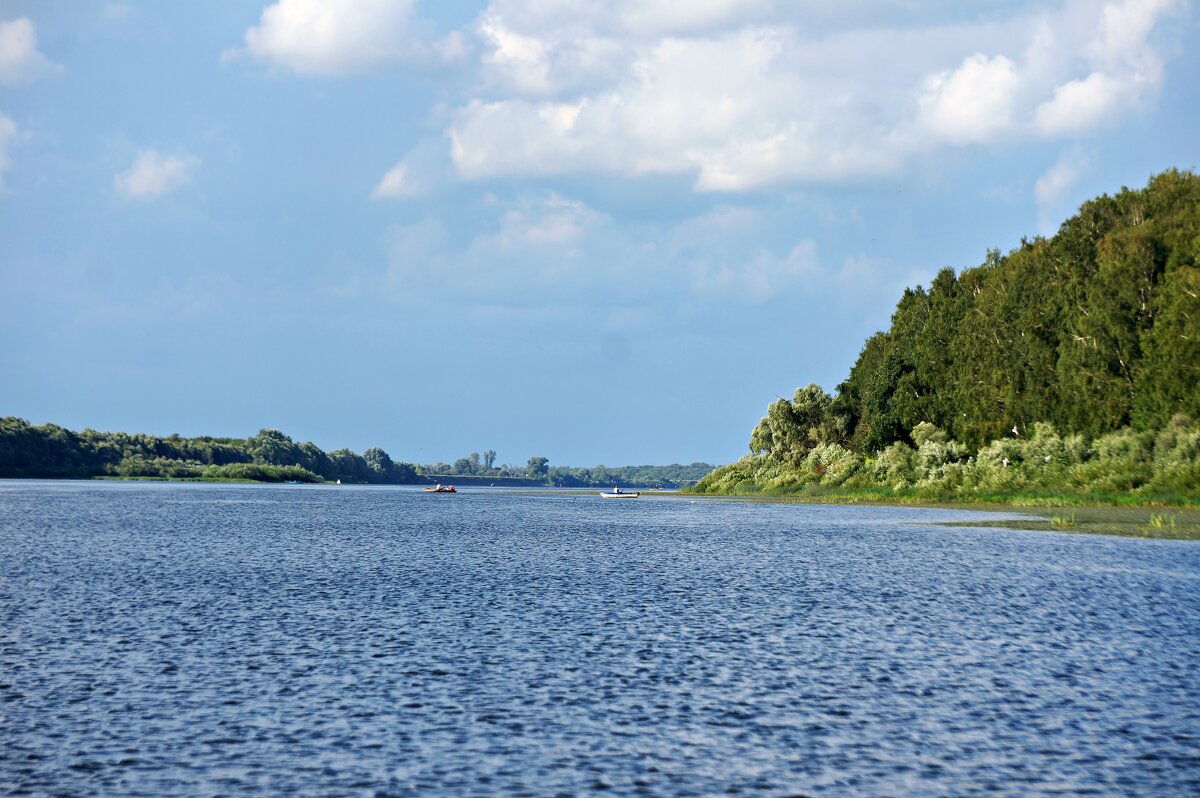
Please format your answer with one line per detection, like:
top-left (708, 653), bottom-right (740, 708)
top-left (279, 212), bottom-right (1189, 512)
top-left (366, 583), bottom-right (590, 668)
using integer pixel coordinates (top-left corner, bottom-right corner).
top-left (697, 169), bottom-right (1200, 501)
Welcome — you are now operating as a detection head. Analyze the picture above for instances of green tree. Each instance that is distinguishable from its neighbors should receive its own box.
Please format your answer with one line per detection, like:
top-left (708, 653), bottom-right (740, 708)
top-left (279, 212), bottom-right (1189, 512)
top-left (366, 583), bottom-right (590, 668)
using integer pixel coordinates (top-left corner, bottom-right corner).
top-left (364, 447), bottom-right (394, 480)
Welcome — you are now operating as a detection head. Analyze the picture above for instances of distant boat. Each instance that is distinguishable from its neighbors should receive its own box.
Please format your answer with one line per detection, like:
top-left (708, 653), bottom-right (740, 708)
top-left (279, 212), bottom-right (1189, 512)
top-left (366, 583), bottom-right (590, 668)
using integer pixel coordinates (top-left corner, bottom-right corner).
top-left (599, 486), bottom-right (639, 499)
top-left (424, 484), bottom-right (457, 493)
top-left (336, 479), bottom-right (341, 485)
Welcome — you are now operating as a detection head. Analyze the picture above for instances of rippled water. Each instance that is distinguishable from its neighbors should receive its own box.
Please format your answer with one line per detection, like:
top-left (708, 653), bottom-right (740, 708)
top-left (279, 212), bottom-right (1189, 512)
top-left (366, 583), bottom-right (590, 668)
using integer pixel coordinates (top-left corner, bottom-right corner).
top-left (1, 481), bottom-right (1198, 796)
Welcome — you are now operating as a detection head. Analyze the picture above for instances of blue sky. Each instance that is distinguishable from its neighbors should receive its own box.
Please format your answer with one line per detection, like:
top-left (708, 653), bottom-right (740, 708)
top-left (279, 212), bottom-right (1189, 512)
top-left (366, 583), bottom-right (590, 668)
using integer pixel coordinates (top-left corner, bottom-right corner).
top-left (1, 1), bottom-right (1197, 467)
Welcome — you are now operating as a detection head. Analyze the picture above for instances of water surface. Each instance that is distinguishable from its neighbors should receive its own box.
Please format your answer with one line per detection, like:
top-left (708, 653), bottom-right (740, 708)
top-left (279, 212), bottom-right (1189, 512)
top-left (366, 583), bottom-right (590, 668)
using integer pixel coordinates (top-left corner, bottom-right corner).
top-left (2, 481), bottom-right (1198, 796)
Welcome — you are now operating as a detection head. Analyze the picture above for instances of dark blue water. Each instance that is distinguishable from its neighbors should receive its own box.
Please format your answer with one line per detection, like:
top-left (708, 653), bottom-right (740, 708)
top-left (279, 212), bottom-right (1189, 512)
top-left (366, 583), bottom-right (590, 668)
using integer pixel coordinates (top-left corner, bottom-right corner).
top-left (1, 481), bottom-right (1198, 796)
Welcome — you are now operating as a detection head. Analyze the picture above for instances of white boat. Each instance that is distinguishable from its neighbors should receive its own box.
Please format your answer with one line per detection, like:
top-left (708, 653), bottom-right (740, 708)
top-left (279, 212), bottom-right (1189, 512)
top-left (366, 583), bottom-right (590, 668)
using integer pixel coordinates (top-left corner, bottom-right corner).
top-left (599, 487), bottom-right (639, 499)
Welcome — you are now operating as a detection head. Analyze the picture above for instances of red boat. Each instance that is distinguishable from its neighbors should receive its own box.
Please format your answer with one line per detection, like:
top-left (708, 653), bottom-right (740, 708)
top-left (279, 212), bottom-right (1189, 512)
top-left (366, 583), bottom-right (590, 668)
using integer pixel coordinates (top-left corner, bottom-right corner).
top-left (424, 484), bottom-right (457, 493)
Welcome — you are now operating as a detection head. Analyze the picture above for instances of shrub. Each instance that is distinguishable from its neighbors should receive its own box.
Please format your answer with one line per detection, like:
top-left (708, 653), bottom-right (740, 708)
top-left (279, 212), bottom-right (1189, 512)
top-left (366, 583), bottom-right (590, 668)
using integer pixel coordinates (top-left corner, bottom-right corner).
top-left (872, 442), bottom-right (917, 489)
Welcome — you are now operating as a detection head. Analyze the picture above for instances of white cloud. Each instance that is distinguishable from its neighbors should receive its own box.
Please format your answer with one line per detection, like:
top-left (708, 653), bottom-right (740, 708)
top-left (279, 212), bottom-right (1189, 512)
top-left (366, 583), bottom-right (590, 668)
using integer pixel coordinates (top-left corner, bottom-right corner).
top-left (1033, 72), bottom-right (1126, 136)
top-left (493, 193), bottom-right (604, 248)
top-left (370, 138), bottom-right (454, 199)
top-left (372, 162), bottom-right (416, 199)
top-left (1034, 149), bottom-right (1091, 230)
top-left (0, 114), bottom-right (17, 189)
top-left (443, 0), bottom-right (1182, 191)
top-left (451, 26), bottom-right (916, 189)
top-left (919, 53), bottom-right (1020, 144)
top-left (235, 0), bottom-right (464, 75)
top-left (1088, 0), bottom-right (1177, 70)
top-left (1028, 0), bottom-right (1176, 137)
top-left (480, 0), bottom-right (772, 43)
top-left (114, 150), bottom-right (199, 199)
top-left (0, 17), bottom-right (60, 85)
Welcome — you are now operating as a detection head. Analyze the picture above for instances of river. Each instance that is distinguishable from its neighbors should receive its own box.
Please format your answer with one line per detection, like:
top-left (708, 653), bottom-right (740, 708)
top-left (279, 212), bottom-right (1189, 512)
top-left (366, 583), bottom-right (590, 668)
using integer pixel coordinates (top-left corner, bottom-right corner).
top-left (1, 481), bottom-right (1197, 796)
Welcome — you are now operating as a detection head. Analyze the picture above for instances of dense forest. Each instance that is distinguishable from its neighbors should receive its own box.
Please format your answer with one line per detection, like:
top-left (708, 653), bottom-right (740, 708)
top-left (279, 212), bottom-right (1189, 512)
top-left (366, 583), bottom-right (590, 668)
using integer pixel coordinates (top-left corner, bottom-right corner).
top-left (0, 420), bottom-right (420, 484)
top-left (697, 169), bottom-right (1200, 502)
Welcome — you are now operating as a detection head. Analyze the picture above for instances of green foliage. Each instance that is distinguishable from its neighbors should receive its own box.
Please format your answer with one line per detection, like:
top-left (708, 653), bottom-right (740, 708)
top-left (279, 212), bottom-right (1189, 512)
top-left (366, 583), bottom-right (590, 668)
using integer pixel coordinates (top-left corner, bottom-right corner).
top-left (695, 417), bottom-right (1200, 503)
top-left (113, 456), bottom-right (205, 479)
top-left (749, 384), bottom-right (844, 465)
top-left (548, 461), bottom-right (716, 488)
top-left (201, 463), bottom-right (321, 483)
top-left (1144, 511), bottom-right (1178, 531)
top-left (1051, 511), bottom-right (1077, 528)
top-left (827, 170), bottom-right (1200, 450)
top-left (703, 170), bottom-right (1200, 504)
top-left (0, 418), bottom-right (420, 484)
top-left (418, 452), bottom-right (712, 488)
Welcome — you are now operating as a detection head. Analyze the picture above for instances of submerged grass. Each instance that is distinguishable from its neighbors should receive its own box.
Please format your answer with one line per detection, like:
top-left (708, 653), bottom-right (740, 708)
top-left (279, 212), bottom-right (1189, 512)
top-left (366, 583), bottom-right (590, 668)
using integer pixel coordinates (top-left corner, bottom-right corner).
top-left (1050, 511), bottom-right (1077, 528)
top-left (667, 488), bottom-right (1200, 540)
top-left (939, 505), bottom-right (1200, 540)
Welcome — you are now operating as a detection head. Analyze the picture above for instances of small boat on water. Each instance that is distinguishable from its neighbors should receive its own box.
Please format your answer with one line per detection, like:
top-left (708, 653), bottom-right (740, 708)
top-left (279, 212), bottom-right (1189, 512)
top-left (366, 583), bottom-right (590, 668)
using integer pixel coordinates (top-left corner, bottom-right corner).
top-left (599, 486), bottom-right (639, 499)
top-left (424, 484), bottom-right (457, 493)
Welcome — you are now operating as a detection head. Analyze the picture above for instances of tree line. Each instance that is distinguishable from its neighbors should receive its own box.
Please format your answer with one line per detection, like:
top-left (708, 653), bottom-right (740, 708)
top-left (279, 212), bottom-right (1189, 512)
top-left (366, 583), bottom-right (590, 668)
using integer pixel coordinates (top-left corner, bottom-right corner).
top-left (697, 169), bottom-right (1200, 502)
top-left (0, 420), bottom-right (419, 484)
top-left (0, 419), bottom-right (714, 487)
top-left (421, 451), bottom-right (714, 488)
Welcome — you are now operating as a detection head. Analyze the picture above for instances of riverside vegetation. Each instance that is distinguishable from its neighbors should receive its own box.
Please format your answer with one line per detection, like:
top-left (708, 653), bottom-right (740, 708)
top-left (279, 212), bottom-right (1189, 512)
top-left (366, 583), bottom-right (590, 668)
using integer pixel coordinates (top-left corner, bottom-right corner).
top-left (695, 170), bottom-right (1200, 513)
top-left (0, 421), bottom-right (420, 484)
top-left (0, 418), bottom-right (713, 488)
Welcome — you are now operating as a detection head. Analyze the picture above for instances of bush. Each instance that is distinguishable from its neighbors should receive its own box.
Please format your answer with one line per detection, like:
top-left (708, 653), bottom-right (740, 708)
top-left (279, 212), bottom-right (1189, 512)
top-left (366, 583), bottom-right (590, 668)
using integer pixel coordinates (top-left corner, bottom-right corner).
top-left (691, 417), bottom-right (1200, 504)
top-left (109, 456), bottom-right (204, 479)
top-left (201, 463), bottom-right (321, 483)
top-left (871, 442), bottom-right (917, 489)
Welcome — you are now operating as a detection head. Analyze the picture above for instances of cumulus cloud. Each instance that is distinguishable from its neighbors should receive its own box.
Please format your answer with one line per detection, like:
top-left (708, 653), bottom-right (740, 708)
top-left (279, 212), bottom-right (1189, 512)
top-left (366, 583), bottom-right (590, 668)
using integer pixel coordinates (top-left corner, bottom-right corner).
top-left (114, 150), bottom-right (199, 199)
top-left (1029, 0), bottom-right (1176, 136)
top-left (1033, 72), bottom-right (1126, 136)
top-left (451, 26), bottom-right (916, 190)
top-left (919, 53), bottom-right (1020, 144)
top-left (440, 0), bottom-right (1181, 191)
top-left (0, 114), bottom-right (17, 189)
top-left (234, 0), bottom-right (464, 75)
top-left (0, 17), bottom-right (60, 85)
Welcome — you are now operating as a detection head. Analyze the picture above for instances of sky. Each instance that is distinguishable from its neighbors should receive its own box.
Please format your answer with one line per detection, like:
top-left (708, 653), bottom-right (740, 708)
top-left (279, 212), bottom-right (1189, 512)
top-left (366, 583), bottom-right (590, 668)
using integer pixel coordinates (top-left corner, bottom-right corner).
top-left (1, 0), bottom-right (1197, 468)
